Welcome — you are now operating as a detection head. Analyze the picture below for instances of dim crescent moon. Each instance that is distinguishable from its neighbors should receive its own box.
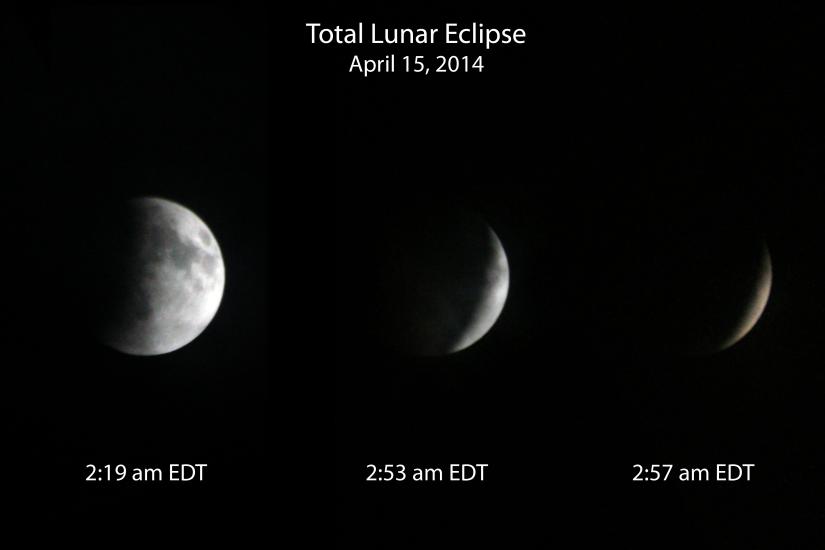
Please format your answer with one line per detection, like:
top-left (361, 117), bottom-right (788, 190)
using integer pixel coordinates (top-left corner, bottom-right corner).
top-left (449, 226), bottom-right (510, 354)
top-left (718, 242), bottom-right (771, 352)
top-left (382, 211), bottom-right (510, 357)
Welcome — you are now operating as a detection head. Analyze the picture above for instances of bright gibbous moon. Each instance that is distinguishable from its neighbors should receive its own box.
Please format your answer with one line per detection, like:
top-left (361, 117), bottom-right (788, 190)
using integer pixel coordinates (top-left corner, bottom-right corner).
top-left (100, 197), bottom-right (225, 356)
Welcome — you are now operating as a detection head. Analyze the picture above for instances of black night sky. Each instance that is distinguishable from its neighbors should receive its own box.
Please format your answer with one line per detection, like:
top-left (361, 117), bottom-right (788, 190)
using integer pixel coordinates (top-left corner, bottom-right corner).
top-left (6, 3), bottom-right (825, 544)
top-left (327, 5), bottom-right (825, 547)
top-left (3, 5), bottom-right (268, 526)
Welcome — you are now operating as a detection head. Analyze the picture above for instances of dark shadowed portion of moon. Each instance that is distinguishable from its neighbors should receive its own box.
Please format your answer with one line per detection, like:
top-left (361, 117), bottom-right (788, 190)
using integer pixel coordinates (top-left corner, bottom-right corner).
top-left (375, 205), bottom-right (509, 356)
top-left (88, 197), bottom-right (225, 356)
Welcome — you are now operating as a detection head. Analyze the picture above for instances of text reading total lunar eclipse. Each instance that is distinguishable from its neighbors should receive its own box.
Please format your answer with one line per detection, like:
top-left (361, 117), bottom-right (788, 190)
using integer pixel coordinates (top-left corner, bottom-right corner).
top-left (306, 23), bottom-right (527, 50)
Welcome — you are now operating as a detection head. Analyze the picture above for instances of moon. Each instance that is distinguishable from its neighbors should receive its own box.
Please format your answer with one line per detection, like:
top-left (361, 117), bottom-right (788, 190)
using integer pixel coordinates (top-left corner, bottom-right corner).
top-left (626, 219), bottom-right (772, 356)
top-left (717, 242), bottom-right (771, 352)
top-left (677, 237), bottom-right (772, 355)
top-left (94, 197), bottom-right (225, 356)
top-left (378, 207), bottom-right (509, 356)
top-left (451, 226), bottom-right (510, 353)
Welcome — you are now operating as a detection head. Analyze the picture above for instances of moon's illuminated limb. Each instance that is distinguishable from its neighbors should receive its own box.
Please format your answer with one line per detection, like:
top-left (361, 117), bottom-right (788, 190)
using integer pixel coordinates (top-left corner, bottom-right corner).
top-left (717, 241), bottom-right (771, 352)
top-left (449, 226), bottom-right (509, 354)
